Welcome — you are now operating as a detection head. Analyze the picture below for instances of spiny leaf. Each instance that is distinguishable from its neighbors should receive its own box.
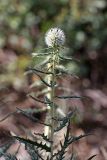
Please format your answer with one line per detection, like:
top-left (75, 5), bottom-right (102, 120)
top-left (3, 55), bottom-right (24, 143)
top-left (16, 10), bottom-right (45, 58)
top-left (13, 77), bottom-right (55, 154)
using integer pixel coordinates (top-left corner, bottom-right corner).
top-left (14, 136), bottom-right (51, 152)
top-left (52, 109), bottom-right (75, 121)
top-left (33, 72), bottom-right (53, 87)
top-left (35, 88), bottom-right (49, 97)
top-left (34, 133), bottom-right (52, 143)
top-left (55, 95), bottom-right (83, 99)
top-left (28, 67), bottom-right (53, 75)
top-left (55, 66), bottom-right (78, 78)
top-left (59, 55), bottom-right (79, 62)
top-left (16, 107), bottom-right (51, 127)
top-left (3, 153), bottom-right (18, 160)
top-left (0, 143), bottom-right (13, 157)
top-left (17, 107), bottom-right (47, 114)
top-left (53, 150), bottom-right (67, 160)
top-left (59, 55), bottom-right (73, 61)
top-left (54, 111), bottom-right (74, 132)
top-left (44, 98), bottom-right (66, 117)
top-left (27, 144), bottom-right (44, 160)
top-left (54, 119), bottom-right (68, 132)
top-left (0, 111), bottom-right (17, 122)
top-left (32, 47), bottom-right (53, 57)
top-left (34, 58), bottom-right (50, 69)
top-left (68, 133), bottom-right (92, 145)
top-left (32, 52), bottom-right (51, 57)
top-left (53, 121), bottom-right (70, 160)
top-left (16, 107), bottom-right (39, 122)
top-left (45, 96), bottom-right (58, 108)
top-left (29, 95), bottom-right (51, 104)
top-left (87, 155), bottom-right (97, 160)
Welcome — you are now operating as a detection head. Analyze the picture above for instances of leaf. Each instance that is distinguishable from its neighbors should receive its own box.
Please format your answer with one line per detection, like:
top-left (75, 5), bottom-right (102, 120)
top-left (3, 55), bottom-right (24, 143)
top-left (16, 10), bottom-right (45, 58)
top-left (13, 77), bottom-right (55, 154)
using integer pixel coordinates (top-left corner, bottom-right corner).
top-left (0, 143), bottom-right (13, 157)
top-left (87, 155), bottom-right (97, 160)
top-left (53, 121), bottom-right (70, 160)
top-left (3, 153), bottom-right (18, 160)
top-left (55, 66), bottom-right (78, 78)
top-left (0, 128), bottom-right (14, 147)
top-left (59, 55), bottom-right (79, 62)
top-left (0, 111), bottom-right (17, 122)
top-left (27, 144), bottom-right (43, 160)
top-left (28, 67), bottom-right (53, 75)
top-left (54, 111), bottom-right (74, 132)
top-left (45, 96), bottom-right (58, 108)
top-left (16, 107), bottom-right (51, 127)
top-left (34, 133), bottom-right (52, 143)
top-left (32, 52), bottom-right (51, 57)
top-left (68, 133), bottom-right (92, 145)
top-left (14, 136), bottom-right (51, 152)
top-left (29, 95), bottom-right (51, 104)
top-left (33, 72), bottom-right (53, 87)
top-left (33, 58), bottom-right (50, 69)
top-left (55, 95), bottom-right (83, 99)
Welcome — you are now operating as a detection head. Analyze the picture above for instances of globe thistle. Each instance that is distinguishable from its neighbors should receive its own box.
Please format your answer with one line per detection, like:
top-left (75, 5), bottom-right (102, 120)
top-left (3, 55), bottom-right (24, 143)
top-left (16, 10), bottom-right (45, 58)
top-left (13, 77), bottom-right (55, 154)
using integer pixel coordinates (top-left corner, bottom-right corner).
top-left (45, 28), bottom-right (65, 47)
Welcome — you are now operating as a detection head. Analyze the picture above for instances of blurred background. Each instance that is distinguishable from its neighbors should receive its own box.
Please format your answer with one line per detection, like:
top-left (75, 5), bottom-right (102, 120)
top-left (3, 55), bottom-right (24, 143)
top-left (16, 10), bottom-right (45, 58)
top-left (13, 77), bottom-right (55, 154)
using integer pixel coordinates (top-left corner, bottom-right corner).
top-left (0, 0), bottom-right (107, 159)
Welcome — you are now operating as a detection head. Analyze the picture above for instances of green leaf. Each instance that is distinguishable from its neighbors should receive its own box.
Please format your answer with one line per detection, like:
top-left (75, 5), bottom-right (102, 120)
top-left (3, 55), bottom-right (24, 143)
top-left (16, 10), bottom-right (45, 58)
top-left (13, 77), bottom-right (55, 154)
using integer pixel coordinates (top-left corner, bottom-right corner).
top-left (54, 111), bottom-right (74, 132)
top-left (0, 143), bottom-right (13, 157)
top-left (34, 133), bottom-right (52, 143)
top-left (27, 144), bottom-right (43, 160)
top-left (28, 67), bottom-right (53, 75)
top-left (53, 121), bottom-right (70, 160)
top-left (59, 55), bottom-right (79, 62)
top-left (3, 154), bottom-right (18, 160)
top-left (29, 95), bottom-right (51, 104)
top-left (55, 95), bottom-right (83, 99)
top-left (68, 133), bottom-right (92, 145)
top-left (45, 96), bottom-right (58, 108)
top-left (14, 136), bottom-right (51, 152)
top-left (55, 66), bottom-right (78, 78)
top-left (16, 107), bottom-right (51, 127)
top-left (32, 52), bottom-right (51, 57)
top-left (33, 72), bottom-right (53, 87)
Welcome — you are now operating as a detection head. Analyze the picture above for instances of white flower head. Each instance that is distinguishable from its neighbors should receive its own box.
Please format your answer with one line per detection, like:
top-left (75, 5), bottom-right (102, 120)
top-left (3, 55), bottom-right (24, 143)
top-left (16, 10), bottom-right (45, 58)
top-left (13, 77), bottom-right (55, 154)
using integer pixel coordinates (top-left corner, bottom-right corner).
top-left (45, 28), bottom-right (65, 47)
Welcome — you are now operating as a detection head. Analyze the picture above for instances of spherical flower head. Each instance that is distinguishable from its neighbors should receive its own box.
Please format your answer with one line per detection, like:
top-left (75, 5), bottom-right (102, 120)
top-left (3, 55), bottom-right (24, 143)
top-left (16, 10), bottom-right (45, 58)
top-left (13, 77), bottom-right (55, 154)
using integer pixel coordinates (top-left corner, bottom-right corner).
top-left (45, 28), bottom-right (65, 47)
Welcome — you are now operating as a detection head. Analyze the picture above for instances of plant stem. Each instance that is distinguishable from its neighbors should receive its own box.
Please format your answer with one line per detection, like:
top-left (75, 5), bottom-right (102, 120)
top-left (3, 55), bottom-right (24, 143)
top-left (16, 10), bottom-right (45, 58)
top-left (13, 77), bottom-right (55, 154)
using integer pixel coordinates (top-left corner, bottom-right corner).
top-left (50, 52), bottom-right (56, 157)
top-left (45, 48), bottom-right (59, 158)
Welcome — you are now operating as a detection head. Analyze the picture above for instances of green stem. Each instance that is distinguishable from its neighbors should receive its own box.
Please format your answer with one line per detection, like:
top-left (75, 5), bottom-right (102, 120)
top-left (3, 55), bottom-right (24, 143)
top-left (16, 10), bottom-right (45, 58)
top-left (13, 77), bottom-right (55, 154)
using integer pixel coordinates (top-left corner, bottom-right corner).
top-left (45, 48), bottom-right (59, 158)
top-left (50, 52), bottom-right (56, 157)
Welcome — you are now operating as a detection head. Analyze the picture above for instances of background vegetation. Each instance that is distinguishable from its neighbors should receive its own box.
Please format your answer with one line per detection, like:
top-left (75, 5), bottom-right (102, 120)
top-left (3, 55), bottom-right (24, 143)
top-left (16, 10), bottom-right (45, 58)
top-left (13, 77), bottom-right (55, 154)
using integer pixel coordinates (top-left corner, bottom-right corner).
top-left (0, 0), bottom-right (107, 159)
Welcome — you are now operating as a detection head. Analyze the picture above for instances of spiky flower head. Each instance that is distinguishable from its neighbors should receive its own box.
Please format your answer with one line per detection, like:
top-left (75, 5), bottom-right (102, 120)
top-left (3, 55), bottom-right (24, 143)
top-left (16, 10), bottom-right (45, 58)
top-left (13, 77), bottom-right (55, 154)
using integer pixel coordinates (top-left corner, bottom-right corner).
top-left (45, 28), bottom-right (65, 47)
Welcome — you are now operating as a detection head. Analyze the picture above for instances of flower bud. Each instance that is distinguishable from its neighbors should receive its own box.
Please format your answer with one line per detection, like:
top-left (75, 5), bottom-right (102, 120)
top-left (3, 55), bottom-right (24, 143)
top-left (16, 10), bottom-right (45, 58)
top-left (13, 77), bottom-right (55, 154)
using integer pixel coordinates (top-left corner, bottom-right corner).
top-left (45, 28), bottom-right (65, 47)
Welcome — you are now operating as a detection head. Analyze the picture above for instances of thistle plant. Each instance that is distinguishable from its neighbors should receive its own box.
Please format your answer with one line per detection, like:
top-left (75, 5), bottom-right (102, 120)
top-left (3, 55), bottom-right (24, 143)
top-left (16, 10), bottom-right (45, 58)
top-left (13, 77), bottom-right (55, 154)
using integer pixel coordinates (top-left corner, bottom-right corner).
top-left (44, 28), bottom-right (66, 157)
top-left (0, 28), bottom-right (96, 160)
